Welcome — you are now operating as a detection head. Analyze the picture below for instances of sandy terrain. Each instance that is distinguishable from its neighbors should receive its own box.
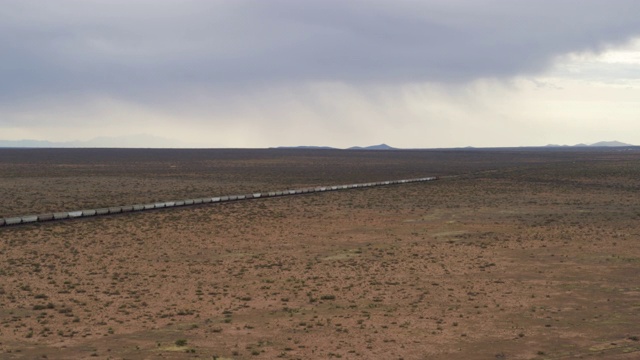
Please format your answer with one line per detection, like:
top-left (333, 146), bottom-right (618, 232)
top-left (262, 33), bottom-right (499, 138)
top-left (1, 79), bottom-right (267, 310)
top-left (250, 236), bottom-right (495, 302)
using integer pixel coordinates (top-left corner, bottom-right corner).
top-left (1, 148), bottom-right (640, 359)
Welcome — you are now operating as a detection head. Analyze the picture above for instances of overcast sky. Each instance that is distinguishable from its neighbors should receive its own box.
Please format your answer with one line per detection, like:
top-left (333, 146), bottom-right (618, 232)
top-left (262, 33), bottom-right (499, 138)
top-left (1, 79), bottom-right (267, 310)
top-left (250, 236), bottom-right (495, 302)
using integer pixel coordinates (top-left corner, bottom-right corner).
top-left (2, 0), bottom-right (640, 148)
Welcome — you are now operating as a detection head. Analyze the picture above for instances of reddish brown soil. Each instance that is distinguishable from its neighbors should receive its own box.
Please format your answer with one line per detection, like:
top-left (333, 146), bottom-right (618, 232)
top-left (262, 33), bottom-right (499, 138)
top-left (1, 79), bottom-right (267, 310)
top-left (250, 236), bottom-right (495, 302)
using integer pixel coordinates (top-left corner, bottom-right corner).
top-left (1, 148), bottom-right (640, 359)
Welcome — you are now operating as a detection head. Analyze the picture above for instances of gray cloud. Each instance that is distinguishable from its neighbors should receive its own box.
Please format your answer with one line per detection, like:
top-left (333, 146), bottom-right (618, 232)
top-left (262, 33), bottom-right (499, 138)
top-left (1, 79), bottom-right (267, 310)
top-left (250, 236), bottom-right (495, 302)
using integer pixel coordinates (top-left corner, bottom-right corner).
top-left (2, 0), bottom-right (640, 107)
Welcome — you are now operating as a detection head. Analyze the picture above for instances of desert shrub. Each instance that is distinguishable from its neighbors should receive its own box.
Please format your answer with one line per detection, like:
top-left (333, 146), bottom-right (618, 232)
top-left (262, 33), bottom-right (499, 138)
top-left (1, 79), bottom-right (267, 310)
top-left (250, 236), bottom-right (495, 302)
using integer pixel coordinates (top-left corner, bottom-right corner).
top-left (175, 339), bottom-right (187, 347)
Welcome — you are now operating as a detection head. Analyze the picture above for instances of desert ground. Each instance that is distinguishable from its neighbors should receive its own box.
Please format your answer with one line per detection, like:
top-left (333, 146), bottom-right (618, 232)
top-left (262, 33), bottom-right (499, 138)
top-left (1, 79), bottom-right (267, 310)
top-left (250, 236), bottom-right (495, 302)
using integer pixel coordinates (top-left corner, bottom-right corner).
top-left (1, 148), bottom-right (640, 359)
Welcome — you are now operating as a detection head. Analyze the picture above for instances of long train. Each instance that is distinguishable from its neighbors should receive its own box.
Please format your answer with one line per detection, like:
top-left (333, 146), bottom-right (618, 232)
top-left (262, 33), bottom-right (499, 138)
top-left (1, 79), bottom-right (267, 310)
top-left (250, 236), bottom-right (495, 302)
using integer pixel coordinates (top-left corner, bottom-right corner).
top-left (0, 176), bottom-right (438, 227)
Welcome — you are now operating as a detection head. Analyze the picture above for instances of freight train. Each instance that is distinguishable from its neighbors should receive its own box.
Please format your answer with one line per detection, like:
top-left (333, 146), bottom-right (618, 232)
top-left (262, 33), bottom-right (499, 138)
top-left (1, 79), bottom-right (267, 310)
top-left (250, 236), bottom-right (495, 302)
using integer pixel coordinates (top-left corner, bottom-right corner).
top-left (0, 176), bottom-right (438, 227)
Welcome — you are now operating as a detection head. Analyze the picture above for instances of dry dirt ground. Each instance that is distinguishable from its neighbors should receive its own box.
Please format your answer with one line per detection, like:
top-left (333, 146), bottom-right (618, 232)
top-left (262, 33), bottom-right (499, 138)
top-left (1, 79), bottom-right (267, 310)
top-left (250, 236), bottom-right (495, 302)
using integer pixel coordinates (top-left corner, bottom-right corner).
top-left (1, 148), bottom-right (640, 359)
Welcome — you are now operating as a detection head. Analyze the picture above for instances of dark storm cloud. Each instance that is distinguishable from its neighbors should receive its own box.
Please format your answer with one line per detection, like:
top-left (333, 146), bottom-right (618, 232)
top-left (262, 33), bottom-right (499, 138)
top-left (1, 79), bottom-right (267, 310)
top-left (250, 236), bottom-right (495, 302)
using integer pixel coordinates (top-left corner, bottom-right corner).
top-left (2, 0), bottom-right (640, 104)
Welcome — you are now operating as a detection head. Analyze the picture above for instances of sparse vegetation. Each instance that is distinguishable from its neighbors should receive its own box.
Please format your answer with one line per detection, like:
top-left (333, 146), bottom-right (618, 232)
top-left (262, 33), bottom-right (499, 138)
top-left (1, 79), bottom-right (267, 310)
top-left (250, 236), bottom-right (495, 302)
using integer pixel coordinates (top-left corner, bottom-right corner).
top-left (175, 339), bottom-right (187, 347)
top-left (1, 148), bottom-right (640, 359)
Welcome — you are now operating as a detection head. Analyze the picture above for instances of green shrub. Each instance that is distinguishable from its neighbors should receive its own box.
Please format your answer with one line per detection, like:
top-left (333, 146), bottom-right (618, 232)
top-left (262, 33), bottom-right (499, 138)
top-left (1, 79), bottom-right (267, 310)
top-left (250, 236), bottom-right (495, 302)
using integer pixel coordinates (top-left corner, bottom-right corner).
top-left (175, 339), bottom-right (187, 347)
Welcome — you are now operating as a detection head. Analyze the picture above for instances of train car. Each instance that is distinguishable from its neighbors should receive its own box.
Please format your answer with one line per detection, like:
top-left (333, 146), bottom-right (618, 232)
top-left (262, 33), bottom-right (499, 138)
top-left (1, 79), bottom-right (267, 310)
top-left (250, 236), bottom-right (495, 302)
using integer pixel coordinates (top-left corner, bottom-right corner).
top-left (174, 200), bottom-right (185, 206)
top-left (229, 195), bottom-right (238, 201)
top-left (193, 199), bottom-right (203, 204)
top-left (165, 201), bottom-right (176, 207)
top-left (201, 198), bottom-right (212, 204)
top-left (21, 215), bottom-right (38, 223)
top-left (108, 206), bottom-right (122, 214)
top-left (95, 208), bottom-right (109, 215)
top-left (184, 199), bottom-right (195, 205)
top-left (68, 211), bottom-right (83, 218)
top-left (121, 205), bottom-right (134, 212)
top-left (53, 212), bottom-right (69, 220)
top-left (143, 204), bottom-right (155, 210)
top-left (154, 202), bottom-right (166, 209)
top-left (132, 205), bottom-right (145, 211)
top-left (0, 218), bottom-right (5, 226)
top-left (38, 213), bottom-right (54, 222)
top-left (81, 209), bottom-right (97, 216)
top-left (220, 196), bottom-right (229, 202)
top-left (237, 195), bottom-right (246, 200)
top-left (5, 217), bottom-right (22, 225)
top-left (212, 197), bottom-right (221, 203)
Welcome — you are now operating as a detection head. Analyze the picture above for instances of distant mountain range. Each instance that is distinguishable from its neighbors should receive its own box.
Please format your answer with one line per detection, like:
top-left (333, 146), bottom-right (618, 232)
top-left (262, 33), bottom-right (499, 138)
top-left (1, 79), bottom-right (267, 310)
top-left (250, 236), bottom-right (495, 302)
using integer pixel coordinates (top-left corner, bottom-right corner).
top-left (348, 143), bottom-right (396, 150)
top-left (1, 139), bottom-right (635, 149)
top-left (278, 141), bottom-right (636, 150)
top-left (0, 135), bottom-right (186, 148)
top-left (545, 141), bottom-right (635, 147)
top-left (275, 143), bottom-right (397, 150)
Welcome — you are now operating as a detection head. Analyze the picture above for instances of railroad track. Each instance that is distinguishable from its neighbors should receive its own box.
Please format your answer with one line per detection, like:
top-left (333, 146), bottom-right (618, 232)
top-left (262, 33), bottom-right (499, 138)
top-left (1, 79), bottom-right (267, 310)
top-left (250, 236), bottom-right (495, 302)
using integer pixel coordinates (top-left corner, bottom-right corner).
top-left (0, 176), bottom-right (438, 228)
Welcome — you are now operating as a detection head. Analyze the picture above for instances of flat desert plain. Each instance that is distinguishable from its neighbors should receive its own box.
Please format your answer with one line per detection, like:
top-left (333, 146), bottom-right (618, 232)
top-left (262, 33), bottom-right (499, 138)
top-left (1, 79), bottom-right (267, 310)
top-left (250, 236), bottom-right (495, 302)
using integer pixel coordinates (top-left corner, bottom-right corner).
top-left (1, 148), bottom-right (640, 360)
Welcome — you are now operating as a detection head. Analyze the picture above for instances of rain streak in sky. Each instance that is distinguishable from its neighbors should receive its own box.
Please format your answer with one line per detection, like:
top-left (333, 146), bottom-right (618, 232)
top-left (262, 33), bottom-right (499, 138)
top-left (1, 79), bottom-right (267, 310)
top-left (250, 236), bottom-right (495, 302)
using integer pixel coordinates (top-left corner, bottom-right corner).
top-left (2, 0), bottom-right (640, 148)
